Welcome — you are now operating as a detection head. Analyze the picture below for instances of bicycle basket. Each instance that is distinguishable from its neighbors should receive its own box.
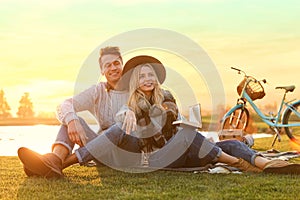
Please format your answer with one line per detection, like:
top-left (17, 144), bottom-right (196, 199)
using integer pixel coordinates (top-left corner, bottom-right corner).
top-left (237, 77), bottom-right (265, 101)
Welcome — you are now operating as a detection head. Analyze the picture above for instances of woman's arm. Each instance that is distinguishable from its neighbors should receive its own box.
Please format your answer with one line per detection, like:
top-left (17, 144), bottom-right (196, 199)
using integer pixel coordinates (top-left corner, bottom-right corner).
top-left (115, 105), bottom-right (137, 135)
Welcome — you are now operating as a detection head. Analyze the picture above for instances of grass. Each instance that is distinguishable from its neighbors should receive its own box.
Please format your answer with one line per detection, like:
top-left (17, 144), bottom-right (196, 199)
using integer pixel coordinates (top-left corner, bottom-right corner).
top-left (1, 135), bottom-right (300, 200)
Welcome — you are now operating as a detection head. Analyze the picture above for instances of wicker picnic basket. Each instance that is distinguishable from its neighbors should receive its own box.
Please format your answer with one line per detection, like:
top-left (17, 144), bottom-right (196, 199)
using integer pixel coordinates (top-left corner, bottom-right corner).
top-left (237, 77), bottom-right (265, 101)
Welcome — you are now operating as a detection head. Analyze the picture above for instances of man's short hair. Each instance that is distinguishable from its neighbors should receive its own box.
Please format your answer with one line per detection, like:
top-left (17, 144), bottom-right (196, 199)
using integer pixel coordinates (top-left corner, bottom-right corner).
top-left (99, 46), bottom-right (123, 70)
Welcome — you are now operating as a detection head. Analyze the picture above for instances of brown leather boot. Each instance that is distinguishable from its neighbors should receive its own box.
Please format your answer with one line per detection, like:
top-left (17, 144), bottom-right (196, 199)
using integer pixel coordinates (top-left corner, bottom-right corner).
top-left (18, 147), bottom-right (63, 178)
top-left (263, 159), bottom-right (300, 174)
top-left (230, 158), bottom-right (262, 173)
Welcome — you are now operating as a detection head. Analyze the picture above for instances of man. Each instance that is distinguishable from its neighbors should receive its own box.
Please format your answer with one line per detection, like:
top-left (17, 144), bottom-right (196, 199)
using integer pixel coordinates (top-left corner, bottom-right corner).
top-left (18, 46), bottom-right (131, 178)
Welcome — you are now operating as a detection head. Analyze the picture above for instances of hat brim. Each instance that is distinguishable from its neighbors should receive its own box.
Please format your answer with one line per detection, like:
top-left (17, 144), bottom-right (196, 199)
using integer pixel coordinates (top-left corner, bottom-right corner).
top-left (116, 55), bottom-right (166, 90)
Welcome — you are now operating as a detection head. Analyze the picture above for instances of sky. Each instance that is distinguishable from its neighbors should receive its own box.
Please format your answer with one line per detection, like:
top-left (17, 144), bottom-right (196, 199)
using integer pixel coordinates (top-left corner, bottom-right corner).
top-left (0, 0), bottom-right (299, 117)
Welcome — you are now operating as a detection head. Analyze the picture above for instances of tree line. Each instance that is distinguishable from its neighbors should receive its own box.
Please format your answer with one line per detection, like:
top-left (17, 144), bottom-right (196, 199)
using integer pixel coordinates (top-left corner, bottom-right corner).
top-left (0, 89), bottom-right (34, 119)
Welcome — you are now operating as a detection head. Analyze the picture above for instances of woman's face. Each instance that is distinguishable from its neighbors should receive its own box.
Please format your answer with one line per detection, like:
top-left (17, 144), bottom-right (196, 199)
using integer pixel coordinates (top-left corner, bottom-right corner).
top-left (138, 66), bottom-right (157, 95)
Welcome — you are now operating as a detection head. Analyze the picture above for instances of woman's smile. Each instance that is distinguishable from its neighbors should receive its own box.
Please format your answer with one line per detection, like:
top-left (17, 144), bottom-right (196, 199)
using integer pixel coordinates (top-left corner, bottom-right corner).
top-left (139, 66), bottom-right (156, 94)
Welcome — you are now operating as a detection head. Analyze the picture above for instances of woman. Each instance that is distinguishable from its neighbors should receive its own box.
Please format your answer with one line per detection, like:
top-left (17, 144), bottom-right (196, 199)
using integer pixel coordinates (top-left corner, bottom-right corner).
top-left (18, 55), bottom-right (300, 178)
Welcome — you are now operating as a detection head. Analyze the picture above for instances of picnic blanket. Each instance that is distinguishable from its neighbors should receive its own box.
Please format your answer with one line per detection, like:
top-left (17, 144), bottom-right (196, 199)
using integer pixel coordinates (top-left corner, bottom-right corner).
top-left (87, 151), bottom-right (300, 174)
top-left (160, 150), bottom-right (300, 174)
top-left (205, 150), bottom-right (300, 174)
top-left (260, 150), bottom-right (300, 161)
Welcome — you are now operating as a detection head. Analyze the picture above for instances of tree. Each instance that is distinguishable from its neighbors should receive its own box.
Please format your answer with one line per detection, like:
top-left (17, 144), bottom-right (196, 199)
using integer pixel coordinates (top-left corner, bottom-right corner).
top-left (17, 92), bottom-right (34, 118)
top-left (0, 89), bottom-right (12, 119)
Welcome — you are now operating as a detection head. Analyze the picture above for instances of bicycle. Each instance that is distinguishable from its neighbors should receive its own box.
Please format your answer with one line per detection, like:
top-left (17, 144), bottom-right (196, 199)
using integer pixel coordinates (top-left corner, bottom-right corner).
top-left (220, 67), bottom-right (300, 147)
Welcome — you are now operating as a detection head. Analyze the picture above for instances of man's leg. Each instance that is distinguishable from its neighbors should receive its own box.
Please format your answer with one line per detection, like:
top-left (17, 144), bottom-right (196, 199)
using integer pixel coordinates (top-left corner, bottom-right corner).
top-left (51, 125), bottom-right (74, 162)
top-left (17, 124), bottom-right (71, 178)
top-left (63, 153), bottom-right (79, 168)
top-left (52, 118), bottom-right (98, 161)
top-left (75, 124), bottom-right (141, 169)
top-left (18, 118), bottom-right (97, 178)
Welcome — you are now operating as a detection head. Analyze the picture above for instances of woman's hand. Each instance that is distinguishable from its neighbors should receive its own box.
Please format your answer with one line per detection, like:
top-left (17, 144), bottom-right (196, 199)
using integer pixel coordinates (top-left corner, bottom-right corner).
top-left (122, 110), bottom-right (137, 134)
top-left (67, 119), bottom-right (88, 147)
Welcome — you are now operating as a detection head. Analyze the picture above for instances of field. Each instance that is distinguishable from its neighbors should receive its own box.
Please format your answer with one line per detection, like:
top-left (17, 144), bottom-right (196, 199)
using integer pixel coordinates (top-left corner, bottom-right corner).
top-left (1, 135), bottom-right (300, 200)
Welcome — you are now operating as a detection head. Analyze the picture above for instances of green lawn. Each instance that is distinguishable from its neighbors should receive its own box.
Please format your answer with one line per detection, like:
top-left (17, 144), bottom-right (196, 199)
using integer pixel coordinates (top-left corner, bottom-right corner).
top-left (1, 135), bottom-right (300, 200)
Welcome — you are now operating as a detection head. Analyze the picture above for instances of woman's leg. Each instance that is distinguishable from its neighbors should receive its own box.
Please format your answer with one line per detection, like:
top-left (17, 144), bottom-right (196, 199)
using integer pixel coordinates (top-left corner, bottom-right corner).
top-left (216, 139), bottom-right (280, 168)
top-left (172, 131), bottom-right (260, 172)
top-left (216, 140), bottom-right (259, 166)
top-left (217, 151), bottom-right (239, 165)
top-left (215, 139), bottom-right (300, 173)
top-left (149, 129), bottom-right (262, 172)
top-left (149, 128), bottom-right (222, 168)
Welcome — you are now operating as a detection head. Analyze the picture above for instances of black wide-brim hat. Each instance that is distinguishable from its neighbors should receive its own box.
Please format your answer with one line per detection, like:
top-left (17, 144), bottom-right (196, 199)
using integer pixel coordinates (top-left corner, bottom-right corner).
top-left (117, 55), bottom-right (166, 90)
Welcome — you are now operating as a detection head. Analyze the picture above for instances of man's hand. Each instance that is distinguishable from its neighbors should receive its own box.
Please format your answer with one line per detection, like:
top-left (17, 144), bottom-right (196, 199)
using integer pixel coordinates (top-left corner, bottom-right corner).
top-left (122, 110), bottom-right (137, 134)
top-left (67, 119), bottom-right (87, 147)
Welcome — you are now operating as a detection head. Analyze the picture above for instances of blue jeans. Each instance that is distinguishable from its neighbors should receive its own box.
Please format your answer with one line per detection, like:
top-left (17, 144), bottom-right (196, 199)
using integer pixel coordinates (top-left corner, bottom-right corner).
top-left (148, 127), bottom-right (222, 168)
top-left (52, 118), bottom-right (98, 154)
top-left (76, 124), bottom-right (141, 167)
top-left (54, 118), bottom-right (259, 168)
top-left (53, 119), bottom-right (141, 167)
top-left (76, 125), bottom-right (258, 169)
top-left (149, 133), bottom-right (260, 167)
top-left (216, 140), bottom-right (259, 165)
top-left (72, 124), bottom-right (222, 168)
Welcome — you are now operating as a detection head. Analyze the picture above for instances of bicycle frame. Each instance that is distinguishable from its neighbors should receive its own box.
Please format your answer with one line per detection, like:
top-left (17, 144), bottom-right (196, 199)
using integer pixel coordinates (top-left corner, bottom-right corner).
top-left (222, 82), bottom-right (300, 129)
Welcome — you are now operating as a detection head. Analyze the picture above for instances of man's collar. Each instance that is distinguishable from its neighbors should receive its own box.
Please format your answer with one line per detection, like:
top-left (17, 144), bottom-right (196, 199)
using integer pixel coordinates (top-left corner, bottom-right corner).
top-left (105, 82), bottom-right (114, 92)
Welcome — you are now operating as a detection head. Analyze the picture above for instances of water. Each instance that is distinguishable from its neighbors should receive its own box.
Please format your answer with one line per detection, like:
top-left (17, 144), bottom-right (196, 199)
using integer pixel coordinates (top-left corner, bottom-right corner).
top-left (0, 125), bottom-right (99, 156)
top-left (0, 125), bottom-right (272, 156)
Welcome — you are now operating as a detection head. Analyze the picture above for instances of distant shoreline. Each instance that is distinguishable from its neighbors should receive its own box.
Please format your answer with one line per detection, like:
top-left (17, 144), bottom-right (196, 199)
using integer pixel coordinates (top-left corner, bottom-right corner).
top-left (0, 118), bottom-right (60, 126)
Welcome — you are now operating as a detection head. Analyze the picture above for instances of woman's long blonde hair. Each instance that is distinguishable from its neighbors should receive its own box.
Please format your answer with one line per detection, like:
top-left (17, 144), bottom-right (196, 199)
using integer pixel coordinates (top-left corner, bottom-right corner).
top-left (127, 63), bottom-right (164, 115)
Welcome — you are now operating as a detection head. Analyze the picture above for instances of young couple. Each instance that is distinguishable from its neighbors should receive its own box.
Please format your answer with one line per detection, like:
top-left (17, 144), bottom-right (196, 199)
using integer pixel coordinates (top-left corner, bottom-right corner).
top-left (18, 46), bottom-right (300, 178)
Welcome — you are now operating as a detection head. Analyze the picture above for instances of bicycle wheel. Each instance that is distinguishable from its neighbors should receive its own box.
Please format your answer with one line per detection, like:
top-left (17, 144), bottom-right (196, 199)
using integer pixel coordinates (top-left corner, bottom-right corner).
top-left (222, 107), bottom-right (249, 130)
top-left (282, 102), bottom-right (300, 142)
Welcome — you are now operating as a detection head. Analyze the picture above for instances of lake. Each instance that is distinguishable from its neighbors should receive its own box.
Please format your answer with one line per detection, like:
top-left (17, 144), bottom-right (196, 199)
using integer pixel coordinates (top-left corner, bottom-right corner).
top-left (0, 125), bottom-right (99, 156)
top-left (0, 125), bottom-right (272, 156)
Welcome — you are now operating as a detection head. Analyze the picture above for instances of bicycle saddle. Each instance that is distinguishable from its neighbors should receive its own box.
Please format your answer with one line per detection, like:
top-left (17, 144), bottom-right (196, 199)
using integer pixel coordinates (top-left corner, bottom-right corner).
top-left (275, 85), bottom-right (295, 92)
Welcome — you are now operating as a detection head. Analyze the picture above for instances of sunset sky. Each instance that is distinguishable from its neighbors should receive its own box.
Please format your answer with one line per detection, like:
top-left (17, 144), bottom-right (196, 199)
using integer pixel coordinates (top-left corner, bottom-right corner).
top-left (1, 0), bottom-right (299, 116)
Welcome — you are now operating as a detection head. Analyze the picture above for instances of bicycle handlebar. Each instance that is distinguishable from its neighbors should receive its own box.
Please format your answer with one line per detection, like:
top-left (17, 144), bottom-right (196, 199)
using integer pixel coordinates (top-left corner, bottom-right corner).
top-left (231, 67), bottom-right (246, 76)
top-left (231, 67), bottom-right (241, 72)
top-left (231, 67), bottom-right (267, 84)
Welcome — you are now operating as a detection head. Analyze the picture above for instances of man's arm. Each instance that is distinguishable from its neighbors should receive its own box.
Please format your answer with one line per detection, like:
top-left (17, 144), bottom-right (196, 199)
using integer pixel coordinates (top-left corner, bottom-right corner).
top-left (56, 84), bottom-right (99, 146)
top-left (56, 85), bottom-right (98, 125)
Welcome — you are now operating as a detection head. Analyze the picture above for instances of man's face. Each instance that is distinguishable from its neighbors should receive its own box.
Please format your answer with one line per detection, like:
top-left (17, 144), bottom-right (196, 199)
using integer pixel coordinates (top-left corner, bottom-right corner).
top-left (100, 54), bottom-right (123, 85)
